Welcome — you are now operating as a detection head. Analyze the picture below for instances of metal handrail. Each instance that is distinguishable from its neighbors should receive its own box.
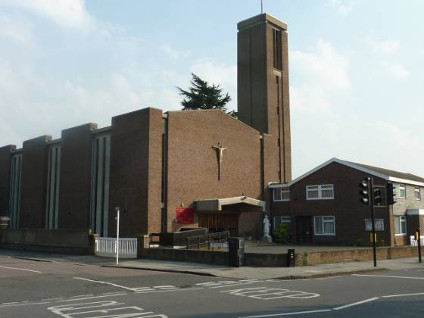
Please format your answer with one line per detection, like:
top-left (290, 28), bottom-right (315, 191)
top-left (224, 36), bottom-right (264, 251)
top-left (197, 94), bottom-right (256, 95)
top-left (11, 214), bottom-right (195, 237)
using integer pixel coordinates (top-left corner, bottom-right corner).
top-left (186, 231), bottom-right (229, 250)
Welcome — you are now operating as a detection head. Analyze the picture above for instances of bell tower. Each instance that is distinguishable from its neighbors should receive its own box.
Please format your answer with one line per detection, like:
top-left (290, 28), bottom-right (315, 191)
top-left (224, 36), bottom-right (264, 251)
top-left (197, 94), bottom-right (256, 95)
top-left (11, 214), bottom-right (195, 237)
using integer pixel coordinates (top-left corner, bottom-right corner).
top-left (237, 13), bottom-right (292, 182)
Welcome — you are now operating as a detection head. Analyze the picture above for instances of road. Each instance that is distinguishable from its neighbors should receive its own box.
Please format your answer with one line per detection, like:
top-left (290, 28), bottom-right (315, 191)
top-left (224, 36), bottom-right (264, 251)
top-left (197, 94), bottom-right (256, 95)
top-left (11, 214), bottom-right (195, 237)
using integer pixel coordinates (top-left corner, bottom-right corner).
top-left (1, 254), bottom-right (424, 317)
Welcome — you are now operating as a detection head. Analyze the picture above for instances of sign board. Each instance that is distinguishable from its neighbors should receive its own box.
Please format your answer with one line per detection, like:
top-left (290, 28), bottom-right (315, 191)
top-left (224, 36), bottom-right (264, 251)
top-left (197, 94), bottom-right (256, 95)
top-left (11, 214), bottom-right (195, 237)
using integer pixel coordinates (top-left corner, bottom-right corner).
top-left (176, 208), bottom-right (194, 224)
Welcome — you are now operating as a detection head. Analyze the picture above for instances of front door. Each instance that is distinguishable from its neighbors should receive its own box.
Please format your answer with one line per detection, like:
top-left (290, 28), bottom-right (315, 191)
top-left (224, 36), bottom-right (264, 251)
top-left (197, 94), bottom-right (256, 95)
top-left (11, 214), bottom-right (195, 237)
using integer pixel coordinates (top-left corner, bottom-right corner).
top-left (296, 216), bottom-right (313, 242)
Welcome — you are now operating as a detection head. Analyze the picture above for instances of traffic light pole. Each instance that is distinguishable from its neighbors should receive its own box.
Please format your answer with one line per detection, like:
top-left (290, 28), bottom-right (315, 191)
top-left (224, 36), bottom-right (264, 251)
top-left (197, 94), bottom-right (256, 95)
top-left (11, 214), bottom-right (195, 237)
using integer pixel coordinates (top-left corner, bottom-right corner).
top-left (369, 177), bottom-right (377, 267)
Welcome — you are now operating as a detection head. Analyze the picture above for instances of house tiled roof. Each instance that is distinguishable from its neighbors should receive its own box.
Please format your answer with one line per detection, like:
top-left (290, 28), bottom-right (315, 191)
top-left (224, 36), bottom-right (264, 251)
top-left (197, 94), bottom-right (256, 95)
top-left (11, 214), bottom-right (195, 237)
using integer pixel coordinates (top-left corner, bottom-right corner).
top-left (349, 161), bottom-right (424, 184)
top-left (269, 158), bottom-right (424, 188)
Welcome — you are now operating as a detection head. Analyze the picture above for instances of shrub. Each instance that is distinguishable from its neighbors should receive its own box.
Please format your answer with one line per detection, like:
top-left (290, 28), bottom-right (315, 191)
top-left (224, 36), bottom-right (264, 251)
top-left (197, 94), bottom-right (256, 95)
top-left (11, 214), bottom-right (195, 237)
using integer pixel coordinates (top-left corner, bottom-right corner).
top-left (273, 224), bottom-right (290, 244)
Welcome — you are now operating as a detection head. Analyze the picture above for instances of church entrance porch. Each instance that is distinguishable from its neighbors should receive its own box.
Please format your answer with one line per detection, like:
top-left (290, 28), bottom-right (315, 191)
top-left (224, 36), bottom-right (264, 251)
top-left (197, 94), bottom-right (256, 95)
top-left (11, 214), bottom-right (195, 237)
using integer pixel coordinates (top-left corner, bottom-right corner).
top-left (198, 213), bottom-right (238, 236)
top-left (195, 196), bottom-right (266, 239)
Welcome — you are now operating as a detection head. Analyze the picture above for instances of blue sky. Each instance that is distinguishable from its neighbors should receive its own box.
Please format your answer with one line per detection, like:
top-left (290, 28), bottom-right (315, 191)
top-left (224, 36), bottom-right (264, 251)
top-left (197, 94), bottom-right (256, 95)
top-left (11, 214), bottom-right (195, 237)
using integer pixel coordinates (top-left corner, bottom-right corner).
top-left (0, 0), bottom-right (423, 178)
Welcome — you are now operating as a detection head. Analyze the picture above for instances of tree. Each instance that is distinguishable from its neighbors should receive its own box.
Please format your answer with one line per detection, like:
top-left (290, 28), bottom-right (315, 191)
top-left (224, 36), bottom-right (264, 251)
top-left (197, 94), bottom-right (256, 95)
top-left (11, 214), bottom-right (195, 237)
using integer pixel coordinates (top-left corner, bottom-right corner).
top-left (177, 73), bottom-right (231, 112)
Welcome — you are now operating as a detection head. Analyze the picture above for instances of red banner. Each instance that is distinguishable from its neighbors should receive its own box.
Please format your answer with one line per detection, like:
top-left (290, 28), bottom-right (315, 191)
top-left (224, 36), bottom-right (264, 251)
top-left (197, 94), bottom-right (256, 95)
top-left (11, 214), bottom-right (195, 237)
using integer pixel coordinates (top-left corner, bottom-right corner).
top-left (176, 208), bottom-right (194, 224)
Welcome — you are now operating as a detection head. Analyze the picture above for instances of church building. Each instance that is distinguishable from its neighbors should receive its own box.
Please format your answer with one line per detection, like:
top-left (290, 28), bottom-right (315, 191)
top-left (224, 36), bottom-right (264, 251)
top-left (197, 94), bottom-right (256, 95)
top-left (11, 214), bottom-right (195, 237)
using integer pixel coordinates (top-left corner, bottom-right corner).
top-left (0, 13), bottom-right (292, 239)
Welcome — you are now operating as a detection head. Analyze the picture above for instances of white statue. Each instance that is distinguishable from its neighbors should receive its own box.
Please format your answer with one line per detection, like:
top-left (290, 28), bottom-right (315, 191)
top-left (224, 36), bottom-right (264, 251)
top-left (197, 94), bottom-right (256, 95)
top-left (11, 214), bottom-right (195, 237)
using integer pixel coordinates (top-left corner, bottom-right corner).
top-left (262, 215), bottom-right (272, 243)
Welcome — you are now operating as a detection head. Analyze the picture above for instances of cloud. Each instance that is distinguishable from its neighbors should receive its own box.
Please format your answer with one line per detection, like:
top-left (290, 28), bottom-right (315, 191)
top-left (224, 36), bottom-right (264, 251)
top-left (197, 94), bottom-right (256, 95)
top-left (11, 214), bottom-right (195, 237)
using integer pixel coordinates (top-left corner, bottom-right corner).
top-left (0, 0), bottom-right (92, 29)
top-left (327, 0), bottom-right (357, 15)
top-left (0, 13), bottom-right (34, 44)
top-left (383, 62), bottom-right (410, 80)
top-left (290, 39), bottom-right (350, 112)
top-left (369, 121), bottom-right (419, 149)
top-left (362, 37), bottom-right (400, 54)
top-left (160, 43), bottom-right (190, 60)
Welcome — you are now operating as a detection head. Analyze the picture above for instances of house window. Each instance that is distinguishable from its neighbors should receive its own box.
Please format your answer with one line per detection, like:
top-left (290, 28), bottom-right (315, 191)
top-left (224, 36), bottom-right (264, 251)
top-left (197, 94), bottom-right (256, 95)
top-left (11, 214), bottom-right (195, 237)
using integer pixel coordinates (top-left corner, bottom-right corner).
top-left (365, 219), bottom-right (385, 231)
top-left (273, 188), bottom-right (290, 201)
top-left (306, 184), bottom-right (334, 200)
top-left (274, 216), bottom-right (291, 229)
top-left (394, 216), bottom-right (407, 235)
top-left (314, 216), bottom-right (335, 235)
top-left (398, 184), bottom-right (406, 199)
top-left (415, 188), bottom-right (421, 201)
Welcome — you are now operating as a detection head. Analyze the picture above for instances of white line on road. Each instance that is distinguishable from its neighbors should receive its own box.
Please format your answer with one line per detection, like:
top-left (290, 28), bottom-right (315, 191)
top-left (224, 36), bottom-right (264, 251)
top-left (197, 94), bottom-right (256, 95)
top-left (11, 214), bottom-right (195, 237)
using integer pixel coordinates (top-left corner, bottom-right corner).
top-left (353, 274), bottom-right (424, 280)
top-left (382, 292), bottom-right (424, 298)
top-left (239, 292), bottom-right (424, 317)
top-left (238, 309), bottom-right (333, 317)
top-left (0, 301), bottom-right (51, 308)
top-left (0, 265), bottom-right (42, 273)
top-left (74, 277), bottom-right (137, 291)
top-left (333, 297), bottom-right (379, 310)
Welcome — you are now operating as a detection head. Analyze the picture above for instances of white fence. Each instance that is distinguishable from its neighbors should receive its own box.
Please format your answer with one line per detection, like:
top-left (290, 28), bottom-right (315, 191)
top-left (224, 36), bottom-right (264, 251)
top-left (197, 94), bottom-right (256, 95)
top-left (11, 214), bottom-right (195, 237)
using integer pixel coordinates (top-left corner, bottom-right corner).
top-left (95, 237), bottom-right (138, 258)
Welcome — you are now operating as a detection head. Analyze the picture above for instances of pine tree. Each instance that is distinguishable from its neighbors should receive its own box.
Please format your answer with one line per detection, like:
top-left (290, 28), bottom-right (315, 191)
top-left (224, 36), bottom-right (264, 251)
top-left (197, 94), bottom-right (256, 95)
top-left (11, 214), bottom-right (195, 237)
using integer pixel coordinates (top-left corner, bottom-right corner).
top-left (177, 73), bottom-right (231, 112)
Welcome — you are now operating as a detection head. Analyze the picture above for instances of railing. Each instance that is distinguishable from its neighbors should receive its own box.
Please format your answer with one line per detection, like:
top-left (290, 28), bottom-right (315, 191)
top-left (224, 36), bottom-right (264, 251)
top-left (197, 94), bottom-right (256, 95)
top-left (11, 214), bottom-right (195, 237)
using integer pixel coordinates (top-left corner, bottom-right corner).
top-left (95, 237), bottom-right (138, 258)
top-left (186, 231), bottom-right (229, 250)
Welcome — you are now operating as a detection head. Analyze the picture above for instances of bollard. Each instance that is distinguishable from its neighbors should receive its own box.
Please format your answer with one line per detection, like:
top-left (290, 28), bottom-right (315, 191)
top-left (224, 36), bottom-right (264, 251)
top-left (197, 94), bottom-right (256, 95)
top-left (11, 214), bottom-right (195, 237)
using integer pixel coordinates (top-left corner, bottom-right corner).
top-left (287, 249), bottom-right (295, 267)
top-left (417, 228), bottom-right (422, 263)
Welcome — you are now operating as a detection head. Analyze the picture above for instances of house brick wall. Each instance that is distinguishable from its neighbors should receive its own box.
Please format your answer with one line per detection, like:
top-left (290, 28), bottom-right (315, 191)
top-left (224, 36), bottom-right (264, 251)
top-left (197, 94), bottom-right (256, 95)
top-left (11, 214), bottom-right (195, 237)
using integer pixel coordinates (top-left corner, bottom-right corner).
top-left (272, 162), bottom-right (392, 245)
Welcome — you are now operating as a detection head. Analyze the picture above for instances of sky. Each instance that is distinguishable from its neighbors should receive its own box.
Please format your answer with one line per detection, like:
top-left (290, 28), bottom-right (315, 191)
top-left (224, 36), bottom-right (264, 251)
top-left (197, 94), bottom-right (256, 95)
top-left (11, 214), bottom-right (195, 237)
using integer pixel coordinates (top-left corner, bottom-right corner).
top-left (0, 0), bottom-right (423, 179)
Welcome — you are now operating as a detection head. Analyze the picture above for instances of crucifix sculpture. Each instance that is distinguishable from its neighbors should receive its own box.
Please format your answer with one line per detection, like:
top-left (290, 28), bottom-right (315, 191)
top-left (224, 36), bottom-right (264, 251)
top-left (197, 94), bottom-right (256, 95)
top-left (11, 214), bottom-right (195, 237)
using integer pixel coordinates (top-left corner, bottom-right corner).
top-left (212, 143), bottom-right (227, 181)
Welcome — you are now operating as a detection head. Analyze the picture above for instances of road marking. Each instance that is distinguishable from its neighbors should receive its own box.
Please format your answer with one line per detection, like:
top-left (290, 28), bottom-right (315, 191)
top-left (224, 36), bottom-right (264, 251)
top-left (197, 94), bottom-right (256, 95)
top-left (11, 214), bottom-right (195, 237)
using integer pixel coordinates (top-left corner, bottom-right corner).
top-left (69, 294), bottom-right (93, 298)
top-left (74, 277), bottom-right (137, 291)
top-left (73, 277), bottom-right (201, 295)
top-left (48, 300), bottom-right (168, 318)
top-left (382, 292), bottom-right (424, 298)
top-left (239, 309), bottom-right (332, 317)
top-left (0, 265), bottom-right (42, 273)
top-left (222, 287), bottom-right (319, 300)
top-left (0, 301), bottom-right (51, 308)
top-left (239, 292), bottom-right (424, 317)
top-left (333, 297), bottom-right (379, 310)
top-left (353, 274), bottom-right (424, 280)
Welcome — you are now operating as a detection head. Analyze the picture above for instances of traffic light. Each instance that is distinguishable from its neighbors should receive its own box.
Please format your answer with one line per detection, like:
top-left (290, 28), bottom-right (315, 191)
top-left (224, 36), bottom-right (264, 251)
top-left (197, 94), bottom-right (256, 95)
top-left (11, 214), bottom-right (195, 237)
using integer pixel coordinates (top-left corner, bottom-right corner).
top-left (373, 188), bottom-right (382, 206)
top-left (359, 178), bottom-right (370, 205)
top-left (387, 183), bottom-right (397, 205)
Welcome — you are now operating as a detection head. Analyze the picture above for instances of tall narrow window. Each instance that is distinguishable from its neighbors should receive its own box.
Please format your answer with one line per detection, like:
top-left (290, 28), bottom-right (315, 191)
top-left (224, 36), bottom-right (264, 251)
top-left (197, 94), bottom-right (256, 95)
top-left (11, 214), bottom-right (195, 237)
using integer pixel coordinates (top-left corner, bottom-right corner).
top-left (90, 132), bottom-right (111, 237)
top-left (415, 188), bottom-right (421, 201)
top-left (398, 184), bottom-right (406, 198)
top-left (394, 216), bottom-right (407, 235)
top-left (45, 143), bottom-right (61, 229)
top-left (9, 152), bottom-right (22, 229)
top-left (273, 28), bottom-right (282, 71)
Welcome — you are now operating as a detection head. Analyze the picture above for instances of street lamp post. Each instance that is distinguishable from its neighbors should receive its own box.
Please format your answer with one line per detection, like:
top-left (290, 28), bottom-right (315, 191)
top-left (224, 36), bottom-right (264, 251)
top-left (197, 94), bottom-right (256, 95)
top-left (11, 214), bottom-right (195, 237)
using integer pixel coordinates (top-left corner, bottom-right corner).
top-left (115, 206), bottom-right (120, 265)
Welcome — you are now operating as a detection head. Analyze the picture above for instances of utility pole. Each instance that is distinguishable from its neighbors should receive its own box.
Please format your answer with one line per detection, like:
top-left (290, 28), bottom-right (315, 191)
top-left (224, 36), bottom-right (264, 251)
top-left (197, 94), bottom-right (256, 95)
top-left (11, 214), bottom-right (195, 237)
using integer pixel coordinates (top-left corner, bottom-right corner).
top-left (369, 177), bottom-right (377, 267)
top-left (360, 177), bottom-right (377, 267)
top-left (115, 206), bottom-right (120, 265)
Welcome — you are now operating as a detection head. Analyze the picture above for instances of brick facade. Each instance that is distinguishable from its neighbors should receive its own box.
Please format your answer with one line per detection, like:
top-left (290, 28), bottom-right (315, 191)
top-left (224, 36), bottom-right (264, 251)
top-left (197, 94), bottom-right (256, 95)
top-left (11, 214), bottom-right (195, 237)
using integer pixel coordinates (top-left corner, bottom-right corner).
top-left (0, 13), bottom-right (292, 240)
top-left (271, 159), bottom-right (424, 246)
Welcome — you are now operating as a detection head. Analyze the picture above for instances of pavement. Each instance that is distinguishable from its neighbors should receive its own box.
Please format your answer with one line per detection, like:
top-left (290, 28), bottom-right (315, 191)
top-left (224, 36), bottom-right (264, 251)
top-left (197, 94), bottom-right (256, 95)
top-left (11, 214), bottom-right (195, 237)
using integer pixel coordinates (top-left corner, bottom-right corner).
top-left (1, 248), bottom-right (423, 280)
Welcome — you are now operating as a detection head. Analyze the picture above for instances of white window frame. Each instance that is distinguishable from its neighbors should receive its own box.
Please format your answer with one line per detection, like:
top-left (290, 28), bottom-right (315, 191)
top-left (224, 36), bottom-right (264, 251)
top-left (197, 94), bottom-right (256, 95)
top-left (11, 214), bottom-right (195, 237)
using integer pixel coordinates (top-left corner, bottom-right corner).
top-left (398, 184), bottom-right (406, 199)
top-left (415, 188), bottom-right (421, 201)
top-left (306, 184), bottom-right (334, 200)
top-left (273, 216), bottom-right (291, 229)
top-left (364, 219), bottom-right (385, 231)
top-left (394, 216), bottom-right (407, 236)
top-left (273, 188), bottom-right (290, 202)
top-left (314, 216), bottom-right (336, 236)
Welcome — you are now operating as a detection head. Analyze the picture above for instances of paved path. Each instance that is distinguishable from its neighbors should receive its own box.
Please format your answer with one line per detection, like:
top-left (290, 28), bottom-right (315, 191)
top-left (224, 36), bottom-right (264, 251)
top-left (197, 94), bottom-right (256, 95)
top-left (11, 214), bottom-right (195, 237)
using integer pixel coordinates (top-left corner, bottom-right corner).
top-left (1, 248), bottom-right (423, 280)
